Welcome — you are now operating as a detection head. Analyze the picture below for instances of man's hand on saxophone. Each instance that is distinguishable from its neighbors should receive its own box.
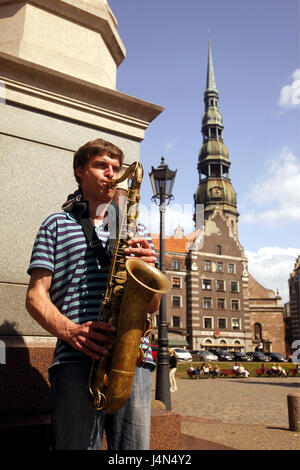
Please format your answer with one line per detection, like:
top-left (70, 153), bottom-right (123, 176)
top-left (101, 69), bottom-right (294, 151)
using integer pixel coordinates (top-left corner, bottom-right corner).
top-left (124, 237), bottom-right (156, 265)
top-left (69, 320), bottom-right (116, 360)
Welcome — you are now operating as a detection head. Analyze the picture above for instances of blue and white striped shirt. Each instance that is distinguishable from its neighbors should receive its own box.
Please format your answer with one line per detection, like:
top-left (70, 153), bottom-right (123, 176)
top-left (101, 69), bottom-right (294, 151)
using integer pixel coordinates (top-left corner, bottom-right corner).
top-left (27, 210), bottom-right (156, 369)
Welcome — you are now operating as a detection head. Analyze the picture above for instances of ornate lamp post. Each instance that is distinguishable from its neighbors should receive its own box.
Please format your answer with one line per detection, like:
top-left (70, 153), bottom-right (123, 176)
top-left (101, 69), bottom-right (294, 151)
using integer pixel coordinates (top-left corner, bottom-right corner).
top-left (149, 157), bottom-right (177, 411)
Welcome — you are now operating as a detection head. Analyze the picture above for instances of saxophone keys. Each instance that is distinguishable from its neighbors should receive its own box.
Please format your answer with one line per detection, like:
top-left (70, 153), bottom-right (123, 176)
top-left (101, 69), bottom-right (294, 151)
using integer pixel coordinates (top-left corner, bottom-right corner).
top-left (112, 271), bottom-right (127, 284)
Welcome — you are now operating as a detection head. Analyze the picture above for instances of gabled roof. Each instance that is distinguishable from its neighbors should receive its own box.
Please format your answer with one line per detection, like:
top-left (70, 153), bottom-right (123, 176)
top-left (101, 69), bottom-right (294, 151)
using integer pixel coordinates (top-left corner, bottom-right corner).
top-left (151, 229), bottom-right (201, 253)
top-left (248, 272), bottom-right (275, 299)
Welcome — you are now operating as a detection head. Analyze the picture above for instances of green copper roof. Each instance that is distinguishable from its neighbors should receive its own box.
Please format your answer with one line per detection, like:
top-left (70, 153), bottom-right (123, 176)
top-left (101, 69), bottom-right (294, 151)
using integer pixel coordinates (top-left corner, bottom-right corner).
top-left (194, 178), bottom-right (238, 216)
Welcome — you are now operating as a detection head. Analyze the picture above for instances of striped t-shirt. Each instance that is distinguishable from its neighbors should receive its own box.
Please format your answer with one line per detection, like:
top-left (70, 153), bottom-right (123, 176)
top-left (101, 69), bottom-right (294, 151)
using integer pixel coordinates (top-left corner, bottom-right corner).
top-left (27, 209), bottom-right (156, 369)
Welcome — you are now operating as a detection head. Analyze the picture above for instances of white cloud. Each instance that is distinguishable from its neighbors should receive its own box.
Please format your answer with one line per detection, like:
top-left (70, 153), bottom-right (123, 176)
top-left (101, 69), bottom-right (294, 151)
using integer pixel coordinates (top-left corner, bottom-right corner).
top-left (241, 149), bottom-right (300, 226)
top-left (279, 69), bottom-right (300, 108)
top-left (245, 246), bottom-right (299, 303)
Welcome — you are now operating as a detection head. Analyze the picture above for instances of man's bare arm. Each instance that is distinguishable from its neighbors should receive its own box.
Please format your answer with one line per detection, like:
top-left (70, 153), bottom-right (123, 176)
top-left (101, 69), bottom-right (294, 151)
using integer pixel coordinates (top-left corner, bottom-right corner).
top-left (25, 268), bottom-right (115, 360)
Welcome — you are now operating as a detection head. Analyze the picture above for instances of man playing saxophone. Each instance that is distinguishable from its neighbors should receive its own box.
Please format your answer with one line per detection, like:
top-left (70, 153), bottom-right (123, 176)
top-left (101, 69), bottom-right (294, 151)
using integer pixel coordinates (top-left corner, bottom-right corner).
top-left (26, 138), bottom-right (161, 450)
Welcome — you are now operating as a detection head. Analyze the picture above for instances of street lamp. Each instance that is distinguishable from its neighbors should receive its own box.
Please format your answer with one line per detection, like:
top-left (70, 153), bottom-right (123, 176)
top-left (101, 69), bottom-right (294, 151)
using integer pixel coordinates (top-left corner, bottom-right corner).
top-left (149, 156), bottom-right (177, 411)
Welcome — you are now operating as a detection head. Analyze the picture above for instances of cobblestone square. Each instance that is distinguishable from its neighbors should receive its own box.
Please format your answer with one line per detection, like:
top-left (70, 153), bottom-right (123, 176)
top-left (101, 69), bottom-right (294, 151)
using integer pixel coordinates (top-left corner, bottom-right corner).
top-left (152, 376), bottom-right (300, 450)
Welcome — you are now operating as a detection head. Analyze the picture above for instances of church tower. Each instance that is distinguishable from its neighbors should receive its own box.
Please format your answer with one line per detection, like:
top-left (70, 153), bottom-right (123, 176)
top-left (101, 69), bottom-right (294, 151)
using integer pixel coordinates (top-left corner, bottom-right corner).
top-left (186, 42), bottom-right (252, 353)
top-left (194, 42), bottom-right (239, 238)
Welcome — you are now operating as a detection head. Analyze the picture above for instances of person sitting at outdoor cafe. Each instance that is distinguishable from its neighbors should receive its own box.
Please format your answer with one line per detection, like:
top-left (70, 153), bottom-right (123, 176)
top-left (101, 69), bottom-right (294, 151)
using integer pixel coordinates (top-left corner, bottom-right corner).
top-left (277, 364), bottom-right (287, 377)
top-left (188, 363), bottom-right (197, 378)
top-left (211, 364), bottom-right (220, 378)
top-left (270, 363), bottom-right (279, 376)
top-left (195, 364), bottom-right (202, 379)
top-left (238, 364), bottom-right (249, 378)
top-left (202, 363), bottom-right (211, 377)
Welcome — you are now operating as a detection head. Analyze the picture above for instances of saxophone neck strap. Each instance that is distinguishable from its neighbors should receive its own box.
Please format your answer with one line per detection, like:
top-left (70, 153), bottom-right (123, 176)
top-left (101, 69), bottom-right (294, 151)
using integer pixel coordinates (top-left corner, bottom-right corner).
top-left (80, 217), bottom-right (112, 268)
top-left (62, 191), bottom-right (120, 268)
top-left (80, 201), bottom-right (120, 268)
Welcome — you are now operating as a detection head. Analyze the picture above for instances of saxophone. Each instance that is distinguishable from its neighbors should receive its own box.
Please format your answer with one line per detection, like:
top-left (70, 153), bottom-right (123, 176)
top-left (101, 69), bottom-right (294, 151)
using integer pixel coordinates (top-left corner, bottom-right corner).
top-left (87, 161), bottom-right (170, 414)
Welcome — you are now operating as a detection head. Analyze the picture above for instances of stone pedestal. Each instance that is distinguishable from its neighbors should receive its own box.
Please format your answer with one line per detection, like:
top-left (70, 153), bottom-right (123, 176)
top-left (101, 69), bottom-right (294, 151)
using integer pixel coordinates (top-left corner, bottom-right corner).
top-left (150, 409), bottom-right (182, 450)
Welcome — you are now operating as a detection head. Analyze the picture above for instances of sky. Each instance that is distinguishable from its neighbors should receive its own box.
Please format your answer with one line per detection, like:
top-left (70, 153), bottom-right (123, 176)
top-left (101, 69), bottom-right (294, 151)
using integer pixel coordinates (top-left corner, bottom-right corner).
top-left (108, 0), bottom-right (300, 303)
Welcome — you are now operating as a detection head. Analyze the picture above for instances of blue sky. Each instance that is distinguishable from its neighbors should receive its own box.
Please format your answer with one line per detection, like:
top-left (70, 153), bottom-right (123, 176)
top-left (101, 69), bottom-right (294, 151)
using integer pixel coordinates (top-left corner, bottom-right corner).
top-left (108, 0), bottom-right (300, 302)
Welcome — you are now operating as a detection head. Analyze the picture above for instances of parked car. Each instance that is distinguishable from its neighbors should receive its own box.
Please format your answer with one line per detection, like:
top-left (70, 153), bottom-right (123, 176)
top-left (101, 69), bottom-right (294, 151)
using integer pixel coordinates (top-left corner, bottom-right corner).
top-left (173, 348), bottom-right (193, 362)
top-left (246, 352), bottom-right (254, 360)
top-left (209, 349), bottom-right (234, 361)
top-left (194, 350), bottom-right (218, 361)
top-left (251, 351), bottom-right (271, 362)
top-left (266, 352), bottom-right (287, 362)
top-left (234, 351), bottom-right (252, 362)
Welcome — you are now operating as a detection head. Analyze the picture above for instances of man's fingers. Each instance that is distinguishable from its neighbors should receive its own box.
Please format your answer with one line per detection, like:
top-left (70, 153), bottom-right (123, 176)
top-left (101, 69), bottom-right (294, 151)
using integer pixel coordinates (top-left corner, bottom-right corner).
top-left (125, 246), bottom-right (154, 257)
top-left (75, 335), bottom-right (111, 359)
top-left (127, 237), bottom-right (150, 248)
top-left (74, 338), bottom-right (109, 360)
top-left (72, 321), bottom-right (116, 359)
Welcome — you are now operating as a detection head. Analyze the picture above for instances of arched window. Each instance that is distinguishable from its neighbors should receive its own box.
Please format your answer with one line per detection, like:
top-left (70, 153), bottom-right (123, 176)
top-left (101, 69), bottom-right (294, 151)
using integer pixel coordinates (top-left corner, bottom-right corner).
top-left (254, 322), bottom-right (262, 340)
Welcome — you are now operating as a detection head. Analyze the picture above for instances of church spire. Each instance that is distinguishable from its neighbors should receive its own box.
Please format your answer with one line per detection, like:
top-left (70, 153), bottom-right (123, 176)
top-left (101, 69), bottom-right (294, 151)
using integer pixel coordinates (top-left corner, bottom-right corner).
top-left (194, 42), bottom-right (239, 234)
top-left (206, 41), bottom-right (218, 93)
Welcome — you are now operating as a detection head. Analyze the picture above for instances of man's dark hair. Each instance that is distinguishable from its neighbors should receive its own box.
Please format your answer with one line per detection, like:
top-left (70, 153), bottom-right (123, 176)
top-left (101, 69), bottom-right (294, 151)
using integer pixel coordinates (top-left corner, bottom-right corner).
top-left (73, 138), bottom-right (124, 185)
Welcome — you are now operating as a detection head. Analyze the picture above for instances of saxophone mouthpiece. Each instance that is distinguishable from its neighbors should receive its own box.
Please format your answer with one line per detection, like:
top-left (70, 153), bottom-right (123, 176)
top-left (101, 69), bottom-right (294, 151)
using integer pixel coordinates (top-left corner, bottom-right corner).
top-left (108, 179), bottom-right (118, 188)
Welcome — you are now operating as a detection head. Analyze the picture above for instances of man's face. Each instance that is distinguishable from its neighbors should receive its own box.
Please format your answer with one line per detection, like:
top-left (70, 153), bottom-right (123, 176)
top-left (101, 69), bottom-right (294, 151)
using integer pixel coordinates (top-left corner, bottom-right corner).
top-left (75, 154), bottom-right (121, 203)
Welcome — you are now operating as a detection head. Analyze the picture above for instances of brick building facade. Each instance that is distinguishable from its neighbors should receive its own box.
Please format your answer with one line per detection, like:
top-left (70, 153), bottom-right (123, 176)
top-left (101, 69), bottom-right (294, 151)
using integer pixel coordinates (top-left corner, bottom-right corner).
top-left (248, 274), bottom-right (286, 355)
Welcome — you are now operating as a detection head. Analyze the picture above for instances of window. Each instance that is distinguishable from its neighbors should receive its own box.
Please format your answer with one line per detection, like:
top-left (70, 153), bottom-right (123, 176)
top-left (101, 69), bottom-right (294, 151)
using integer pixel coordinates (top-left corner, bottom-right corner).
top-left (218, 318), bottom-right (226, 329)
top-left (172, 295), bottom-right (181, 308)
top-left (203, 298), bottom-right (212, 309)
top-left (172, 316), bottom-right (181, 328)
top-left (254, 322), bottom-right (262, 340)
top-left (228, 263), bottom-right (235, 274)
top-left (230, 281), bottom-right (239, 293)
top-left (231, 299), bottom-right (239, 310)
top-left (216, 262), bottom-right (223, 272)
top-left (172, 259), bottom-right (180, 270)
top-left (232, 318), bottom-right (241, 330)
top-left (204, 317), bottom-right (213, 329)
top-left (202, 279), bottom-right (211, 290)
top-left (204, 260), bottom-right (211, 272)
top-left (217, 298), bottom-right (225, 309)
top-left (216, 280), bottom-right (225, 291)
top-left (172, 276), bottom-right (181, 288)
top-left (217, 245), bottom-right (222, 255)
